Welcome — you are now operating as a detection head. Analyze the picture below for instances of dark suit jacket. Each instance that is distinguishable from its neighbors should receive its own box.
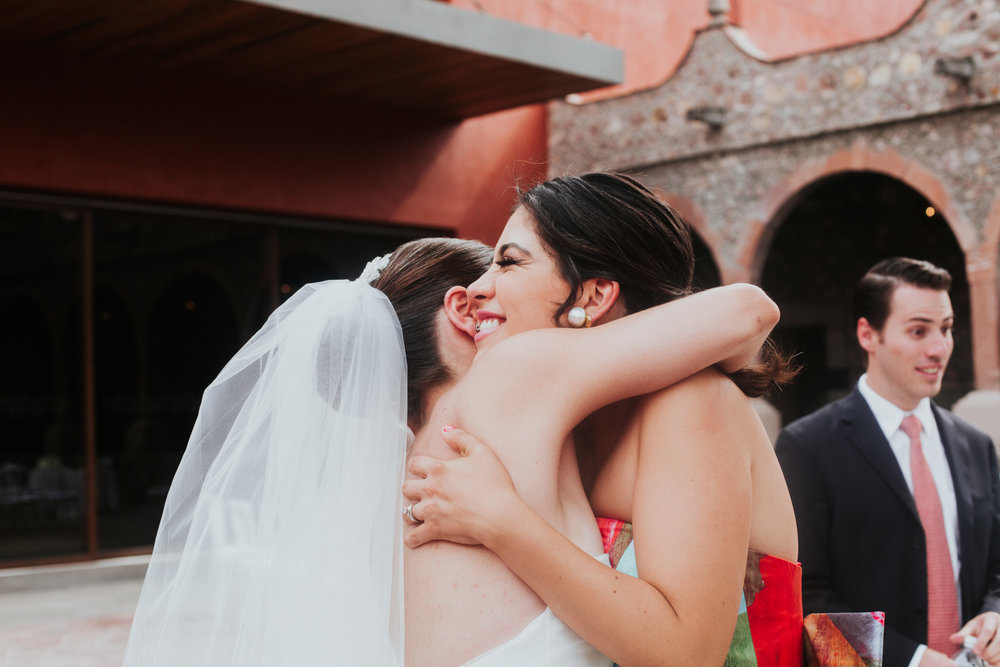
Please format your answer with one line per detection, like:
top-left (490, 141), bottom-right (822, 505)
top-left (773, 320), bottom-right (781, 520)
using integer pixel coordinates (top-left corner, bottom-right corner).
top-left (775, 388), bottom-right (1000, 667)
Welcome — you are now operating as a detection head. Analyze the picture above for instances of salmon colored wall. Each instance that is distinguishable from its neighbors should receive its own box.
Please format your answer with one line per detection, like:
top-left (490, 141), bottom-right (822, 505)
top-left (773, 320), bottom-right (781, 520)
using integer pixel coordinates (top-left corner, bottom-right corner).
top-left (447, 0), bottom-right (924, 99)
top-left (0, 47), bottom-right (543, 244)
top-left (731, 0), bottom-right (924, 61)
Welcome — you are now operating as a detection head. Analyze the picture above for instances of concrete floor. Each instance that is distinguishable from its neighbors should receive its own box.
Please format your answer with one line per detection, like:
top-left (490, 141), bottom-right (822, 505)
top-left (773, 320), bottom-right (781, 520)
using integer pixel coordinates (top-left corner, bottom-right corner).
top-left (0, 556), bottom-right (146, 667)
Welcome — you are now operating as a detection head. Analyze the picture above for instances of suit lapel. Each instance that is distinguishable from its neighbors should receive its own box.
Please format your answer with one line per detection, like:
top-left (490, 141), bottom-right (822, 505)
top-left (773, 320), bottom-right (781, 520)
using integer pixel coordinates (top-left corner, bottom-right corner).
top-left (839, 389), bottom-right (921, 522)
top-left (935, 403), bottom-right (975, 614)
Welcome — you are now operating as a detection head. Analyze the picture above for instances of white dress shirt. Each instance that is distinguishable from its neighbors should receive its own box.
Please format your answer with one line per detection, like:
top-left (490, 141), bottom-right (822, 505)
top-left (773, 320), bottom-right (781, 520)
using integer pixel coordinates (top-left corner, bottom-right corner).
top-left (858, 375), bottom-right (961, 666)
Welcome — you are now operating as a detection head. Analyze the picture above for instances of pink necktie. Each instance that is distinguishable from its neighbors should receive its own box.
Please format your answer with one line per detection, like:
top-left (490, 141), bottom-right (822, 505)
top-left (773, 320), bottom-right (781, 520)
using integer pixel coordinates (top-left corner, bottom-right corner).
top-left (901, 414), bottom-right (960, 654)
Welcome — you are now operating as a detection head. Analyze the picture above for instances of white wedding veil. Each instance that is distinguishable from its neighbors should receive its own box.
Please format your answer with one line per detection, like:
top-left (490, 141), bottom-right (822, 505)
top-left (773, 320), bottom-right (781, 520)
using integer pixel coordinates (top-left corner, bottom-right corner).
top-left (122, 278), bottom-right (409, 666)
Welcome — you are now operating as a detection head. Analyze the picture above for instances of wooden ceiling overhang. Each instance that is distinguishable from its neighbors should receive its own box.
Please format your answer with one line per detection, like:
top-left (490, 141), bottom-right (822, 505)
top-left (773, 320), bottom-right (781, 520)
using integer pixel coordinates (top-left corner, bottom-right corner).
top-left (2, 0), bottom-right (624, 118)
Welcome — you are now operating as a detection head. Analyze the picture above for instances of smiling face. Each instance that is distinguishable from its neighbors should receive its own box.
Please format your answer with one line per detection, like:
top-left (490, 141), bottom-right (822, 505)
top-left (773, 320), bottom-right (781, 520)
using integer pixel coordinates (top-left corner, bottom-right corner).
top-left (858, 283), bottom-right (954, 411)
top-left (466, 207), bottom-right (572, 349)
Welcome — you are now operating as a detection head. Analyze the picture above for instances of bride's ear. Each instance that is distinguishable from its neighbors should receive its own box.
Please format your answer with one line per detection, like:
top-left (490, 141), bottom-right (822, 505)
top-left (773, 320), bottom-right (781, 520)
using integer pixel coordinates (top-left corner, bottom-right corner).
top-left (577, 278), bottom-right (622, 324)
top-left (444, 286), bottom-right (478, 338)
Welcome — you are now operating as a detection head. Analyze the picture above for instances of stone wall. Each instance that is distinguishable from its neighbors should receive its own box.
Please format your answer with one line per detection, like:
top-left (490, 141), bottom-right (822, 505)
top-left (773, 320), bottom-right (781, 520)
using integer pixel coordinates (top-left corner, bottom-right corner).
top-left (551, 0), bottom-right (1000, 175)
top-left (548, 0), bottom-right (1000, 395)
top-left (636, 106), bottom-right (999, 277)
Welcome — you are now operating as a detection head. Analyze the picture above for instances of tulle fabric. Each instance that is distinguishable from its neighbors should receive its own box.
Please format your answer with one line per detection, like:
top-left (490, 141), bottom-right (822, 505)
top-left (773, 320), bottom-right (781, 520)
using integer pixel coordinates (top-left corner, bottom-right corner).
top-left (122, 280), bottom-right (409, 667)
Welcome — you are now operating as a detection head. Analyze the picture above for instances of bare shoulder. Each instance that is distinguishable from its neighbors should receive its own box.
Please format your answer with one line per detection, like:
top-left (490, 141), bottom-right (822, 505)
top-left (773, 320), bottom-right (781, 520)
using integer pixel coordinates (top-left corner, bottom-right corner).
top-left (636, 368), bottom-right (758, 461)
top-left (459, 328), bottom-right (580, 423)
top-left (641, 367), bottom-right (747, 414)
top-left (449, 330), bottom-right (577, 462)
top-left (465, 329), bottom-right (563, 383)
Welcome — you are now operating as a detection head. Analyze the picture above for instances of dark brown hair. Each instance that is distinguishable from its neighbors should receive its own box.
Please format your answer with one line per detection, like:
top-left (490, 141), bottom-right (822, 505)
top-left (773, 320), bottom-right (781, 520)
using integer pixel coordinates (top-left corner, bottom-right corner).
top-left (371, 237), bottom-right (492, 423)
top-left (518, 171), bottom-right (796, 397)
top-left (853, 256), bottom-right (952, 332)
top-left (519, 172), bottom-right (693, 322)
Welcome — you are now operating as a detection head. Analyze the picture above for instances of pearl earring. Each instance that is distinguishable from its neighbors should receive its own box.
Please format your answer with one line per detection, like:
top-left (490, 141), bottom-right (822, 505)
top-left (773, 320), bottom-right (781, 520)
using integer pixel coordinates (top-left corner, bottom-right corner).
top-left (568, 306), bottom-right (591, 328)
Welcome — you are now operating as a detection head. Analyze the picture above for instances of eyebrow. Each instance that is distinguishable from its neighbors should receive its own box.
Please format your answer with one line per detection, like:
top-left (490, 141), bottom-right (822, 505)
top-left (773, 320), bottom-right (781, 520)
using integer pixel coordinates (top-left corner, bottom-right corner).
top-left (905, 315), bottom-right (954, 323)
top-left (497, 242), bottom-right (533, 257)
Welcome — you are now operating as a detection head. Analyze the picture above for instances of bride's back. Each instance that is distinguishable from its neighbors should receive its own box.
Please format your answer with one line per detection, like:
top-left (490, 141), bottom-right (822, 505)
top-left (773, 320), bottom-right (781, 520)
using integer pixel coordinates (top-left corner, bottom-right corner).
top-left (403, 347), bottom-right (603, 667)
top-left (369, 237), bottom-right (602, 666)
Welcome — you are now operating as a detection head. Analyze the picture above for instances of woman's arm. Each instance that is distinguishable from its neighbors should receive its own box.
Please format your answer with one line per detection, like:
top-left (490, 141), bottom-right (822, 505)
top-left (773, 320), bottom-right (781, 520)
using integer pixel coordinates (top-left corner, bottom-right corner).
top-left (405, 286), bottom-right (776, 664)
top-left (474, 283), bottom-right (778, 426)
top-left (414, 283), bottom-right (776, 518)
top-left (407, 371), bottom-right (757, 666)
top-left (577, 283), bottom-right (778, 395)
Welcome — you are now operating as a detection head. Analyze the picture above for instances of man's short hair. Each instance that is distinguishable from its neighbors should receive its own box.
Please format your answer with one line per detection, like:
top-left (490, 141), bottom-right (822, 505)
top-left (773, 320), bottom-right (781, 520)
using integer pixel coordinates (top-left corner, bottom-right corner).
top-left (852, 257), bottom-right (952, 332)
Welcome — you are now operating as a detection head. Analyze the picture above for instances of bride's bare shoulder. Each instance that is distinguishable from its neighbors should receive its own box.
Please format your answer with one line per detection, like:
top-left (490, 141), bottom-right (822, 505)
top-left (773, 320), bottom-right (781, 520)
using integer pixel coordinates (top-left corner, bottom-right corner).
top-left (448, 332), bottom-right (580, 444)
top-left (458, 330), bottom-right (566, 396)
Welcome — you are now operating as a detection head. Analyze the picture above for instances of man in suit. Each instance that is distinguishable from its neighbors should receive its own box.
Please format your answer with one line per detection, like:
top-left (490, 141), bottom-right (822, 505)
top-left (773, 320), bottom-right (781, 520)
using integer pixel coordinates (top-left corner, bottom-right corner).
top-left (775, 257), bottom-right (1000, 667)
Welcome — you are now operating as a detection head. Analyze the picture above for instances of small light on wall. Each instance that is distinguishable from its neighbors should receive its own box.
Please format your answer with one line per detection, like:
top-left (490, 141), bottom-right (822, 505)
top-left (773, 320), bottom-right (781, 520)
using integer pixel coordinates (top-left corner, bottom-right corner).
top-left (934, 56), bottom-right (976, 81)
top-left (686, 106), bottom-right (727, 129)
top-left (925, 206), bottom-right (936, 217)
top-left (184, 300), bottom-right (197, 311)
top-left (280, 284), bottom-right (292, 294)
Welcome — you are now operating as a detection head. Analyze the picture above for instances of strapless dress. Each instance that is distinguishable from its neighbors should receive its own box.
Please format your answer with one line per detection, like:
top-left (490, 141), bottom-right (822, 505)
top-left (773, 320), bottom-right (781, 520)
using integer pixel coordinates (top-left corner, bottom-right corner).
top-left (460, 554), bottom-right (613, 667)
top-left (598, 517), bottom-right (804, 667)
top-left (597, 518), bottom-right (883, 666)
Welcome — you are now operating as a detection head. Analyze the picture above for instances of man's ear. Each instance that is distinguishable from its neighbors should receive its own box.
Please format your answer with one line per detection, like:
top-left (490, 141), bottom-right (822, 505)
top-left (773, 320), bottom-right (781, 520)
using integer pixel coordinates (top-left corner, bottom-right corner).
top-left (576, 278), bottom-right (622, 324)
top-left (857, 317), bottom-right (878, 354)
top-left (444, 286), bottom-right (478, 338)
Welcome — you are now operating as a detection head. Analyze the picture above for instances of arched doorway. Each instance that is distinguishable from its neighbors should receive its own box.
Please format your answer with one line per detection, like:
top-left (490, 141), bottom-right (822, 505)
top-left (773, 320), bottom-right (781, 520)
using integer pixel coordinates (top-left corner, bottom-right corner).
top-left (760, 172), bottom-right (972, 423)
top-left (692, 230), bottom-right (721, 290)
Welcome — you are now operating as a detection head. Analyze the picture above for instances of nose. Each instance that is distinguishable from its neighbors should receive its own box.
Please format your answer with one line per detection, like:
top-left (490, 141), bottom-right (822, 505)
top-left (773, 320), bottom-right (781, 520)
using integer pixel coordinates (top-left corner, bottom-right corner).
top-left (467, 268), bottom-right (495, 303)
top-left (925, 330), bottom-right (952, 359)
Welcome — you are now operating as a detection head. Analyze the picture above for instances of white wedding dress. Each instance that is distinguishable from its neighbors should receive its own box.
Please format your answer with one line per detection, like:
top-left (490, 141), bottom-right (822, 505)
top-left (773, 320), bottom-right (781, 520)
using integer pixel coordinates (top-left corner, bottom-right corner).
top-left (462, 609), bottom-right (608, 667)
top-left (460, 557), bottom-right (612, 667)
top-left (122, 276), bottom-right (610, 667)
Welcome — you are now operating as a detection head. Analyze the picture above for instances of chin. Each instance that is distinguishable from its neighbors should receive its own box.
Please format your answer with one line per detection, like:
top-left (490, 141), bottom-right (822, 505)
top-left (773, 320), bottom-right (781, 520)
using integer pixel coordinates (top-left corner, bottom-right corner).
top-left (915, 384), bottom-right (943, 400)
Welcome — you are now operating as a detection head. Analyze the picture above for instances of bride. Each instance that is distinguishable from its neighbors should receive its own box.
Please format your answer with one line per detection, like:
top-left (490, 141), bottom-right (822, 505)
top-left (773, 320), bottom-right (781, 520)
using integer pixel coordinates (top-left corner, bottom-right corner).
top-left (122, 232), bottom-right (778, 666)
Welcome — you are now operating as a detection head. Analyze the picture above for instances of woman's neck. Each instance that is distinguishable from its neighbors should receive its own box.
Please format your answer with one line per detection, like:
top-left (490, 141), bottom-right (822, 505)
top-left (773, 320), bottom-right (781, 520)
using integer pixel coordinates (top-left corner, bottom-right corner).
top-left (411, 377), bottom-right (461, 433)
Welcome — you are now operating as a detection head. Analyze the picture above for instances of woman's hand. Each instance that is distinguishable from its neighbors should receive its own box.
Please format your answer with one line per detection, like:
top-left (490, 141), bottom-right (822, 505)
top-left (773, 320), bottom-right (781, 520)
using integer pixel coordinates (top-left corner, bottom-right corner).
top-left (403, 426), bottom-right (522, 549)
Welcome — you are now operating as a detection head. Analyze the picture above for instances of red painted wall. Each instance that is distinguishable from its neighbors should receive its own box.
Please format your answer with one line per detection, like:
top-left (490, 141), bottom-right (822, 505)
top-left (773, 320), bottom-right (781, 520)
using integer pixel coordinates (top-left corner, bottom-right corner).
top-left (0, 47), bottom-right (544, 244)
top-left (2, 3), bottom-right (925, 245)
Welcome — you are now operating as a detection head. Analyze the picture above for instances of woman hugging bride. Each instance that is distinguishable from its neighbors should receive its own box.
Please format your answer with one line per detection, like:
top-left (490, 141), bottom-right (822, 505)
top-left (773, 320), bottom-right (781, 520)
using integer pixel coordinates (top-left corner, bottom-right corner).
top-left (123, 172), bottom-right (797, 667)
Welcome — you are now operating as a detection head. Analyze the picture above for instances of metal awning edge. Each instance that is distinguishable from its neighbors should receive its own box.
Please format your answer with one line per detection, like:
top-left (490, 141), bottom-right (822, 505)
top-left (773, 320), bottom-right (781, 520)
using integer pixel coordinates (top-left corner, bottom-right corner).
top-left (240, 0), bottom-right (624, 87)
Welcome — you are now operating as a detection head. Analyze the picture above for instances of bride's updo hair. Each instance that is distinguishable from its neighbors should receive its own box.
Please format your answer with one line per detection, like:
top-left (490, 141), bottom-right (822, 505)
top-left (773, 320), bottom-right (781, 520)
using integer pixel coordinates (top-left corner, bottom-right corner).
top-left (371, 237), bottom-right (492, 422)
top-left (518, 171), bottom-right (796, 397)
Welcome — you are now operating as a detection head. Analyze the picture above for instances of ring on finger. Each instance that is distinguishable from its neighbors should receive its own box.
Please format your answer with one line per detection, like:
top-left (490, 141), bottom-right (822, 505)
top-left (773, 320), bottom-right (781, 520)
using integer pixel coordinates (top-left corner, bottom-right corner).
top-left (403, 503), bottom-right (422, 525)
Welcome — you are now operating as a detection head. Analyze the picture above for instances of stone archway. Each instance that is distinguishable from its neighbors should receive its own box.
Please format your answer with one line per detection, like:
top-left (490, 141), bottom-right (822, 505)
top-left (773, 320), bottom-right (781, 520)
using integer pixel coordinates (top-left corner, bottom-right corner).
top-left (758, 171), bottom-right (973, 424)
top-left (692, 230), bottom-right (722, 290)
top-left (978, 196), bottom-right (1000, 389)
top-left (741, 145), bottom-right (979, 284)
top-left (655, 189), bottom-right (723, 289)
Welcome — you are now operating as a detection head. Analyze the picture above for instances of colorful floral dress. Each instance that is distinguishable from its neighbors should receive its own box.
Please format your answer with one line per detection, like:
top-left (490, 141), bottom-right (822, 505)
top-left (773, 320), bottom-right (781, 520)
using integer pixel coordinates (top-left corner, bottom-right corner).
top-left (596, 518), bottom-right (884, 667)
